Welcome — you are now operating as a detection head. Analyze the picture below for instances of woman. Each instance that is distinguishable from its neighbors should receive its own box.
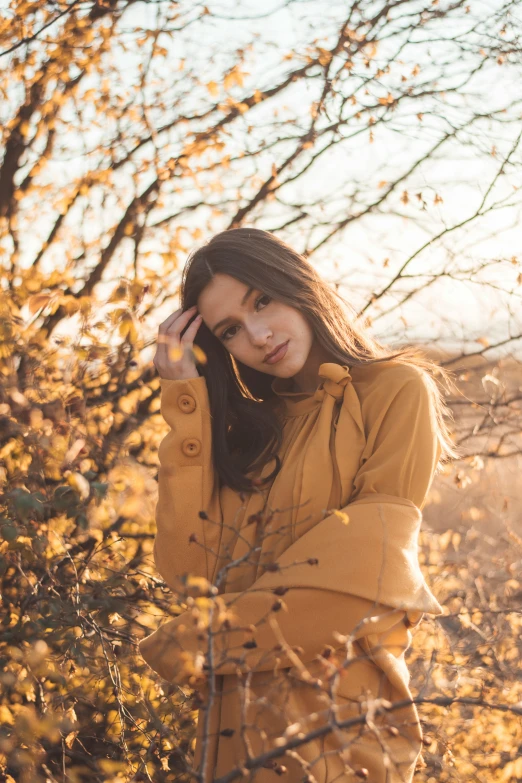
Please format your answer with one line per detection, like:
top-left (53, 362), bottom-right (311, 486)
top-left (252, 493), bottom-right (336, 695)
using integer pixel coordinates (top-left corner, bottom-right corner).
top-left (139, 227), bottom-right (459, 782)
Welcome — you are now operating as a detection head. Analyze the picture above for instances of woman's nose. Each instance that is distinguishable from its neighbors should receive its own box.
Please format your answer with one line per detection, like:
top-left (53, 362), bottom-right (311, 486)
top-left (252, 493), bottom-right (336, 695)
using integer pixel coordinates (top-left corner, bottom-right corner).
top-left (250, 326), bottom-right (272, 346)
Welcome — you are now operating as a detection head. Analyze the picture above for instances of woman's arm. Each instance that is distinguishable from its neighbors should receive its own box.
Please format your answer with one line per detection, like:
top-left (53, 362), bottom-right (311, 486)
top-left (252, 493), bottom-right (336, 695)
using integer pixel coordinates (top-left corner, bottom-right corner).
top-left (139, 587), bottom-right (410, 682)
top-left (152, 375), bottom-right (223, 595)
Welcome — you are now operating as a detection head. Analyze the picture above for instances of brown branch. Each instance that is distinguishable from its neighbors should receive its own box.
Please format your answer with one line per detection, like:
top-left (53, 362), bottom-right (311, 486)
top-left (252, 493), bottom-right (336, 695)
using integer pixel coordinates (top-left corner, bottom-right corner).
top-left (210, 695), bottom-right (522, 783)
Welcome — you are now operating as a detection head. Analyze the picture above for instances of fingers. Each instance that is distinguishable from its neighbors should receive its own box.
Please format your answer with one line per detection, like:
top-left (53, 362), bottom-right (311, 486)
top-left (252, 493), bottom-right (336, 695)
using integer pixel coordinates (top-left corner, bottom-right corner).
top-left (159, 305), bottom-right (197, 334)
top-left (180, 313), bottom-right (203, 344)
top-left (154, 304), bottom-right (203, 380)
top-left (158, 307), bottom-right (183, 332)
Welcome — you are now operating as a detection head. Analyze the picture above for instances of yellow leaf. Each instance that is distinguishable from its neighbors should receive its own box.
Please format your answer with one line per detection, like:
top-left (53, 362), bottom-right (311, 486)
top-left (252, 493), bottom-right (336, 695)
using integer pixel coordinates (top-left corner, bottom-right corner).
top-left (65, 707), bottom-right (78, 723)
top-left (439, 530), bottom-right (452, 551)
top-left (365, 41), bottom-right (378, 59)
top-left (60, 295), bottom-right (80, 316)
top-left (168, 345), bottom-right (184, 362)
top-left (118, 311), bottom-right (138, 342)
top-left (223, 66), bottom-right (247, 90)
top-left (65, 731), bottom-right (79, 749)
top-left (28, 294), bottom-right (52, 315)
top-left (66, 472), bottom-right (90, 500)
top-left (502, 757), bottom-right (522, 779)
top-left (191, 345), bottom-right (207, 364)
top-left (0, 705), bottom-right (13, 725)
top-left (185, 575), bottom-right (212, 594)
top-left (332, 509), bottom-right (350, 525)
top-left (459, 610), bottom-right (471, 628)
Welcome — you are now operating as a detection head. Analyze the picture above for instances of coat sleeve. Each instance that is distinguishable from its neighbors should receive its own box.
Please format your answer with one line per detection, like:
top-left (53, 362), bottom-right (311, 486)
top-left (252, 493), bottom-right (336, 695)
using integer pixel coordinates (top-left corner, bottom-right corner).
top-left (151, 375), bottom-right (223, 595)
top-left (351, 371), bottom-right (442, 511)
top-left (139, 371), bottom-right (442, 682)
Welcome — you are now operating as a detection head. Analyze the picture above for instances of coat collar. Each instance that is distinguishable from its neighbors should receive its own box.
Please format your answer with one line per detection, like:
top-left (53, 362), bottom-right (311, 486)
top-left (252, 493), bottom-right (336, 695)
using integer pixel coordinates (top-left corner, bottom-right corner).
top-left (270, 362), bottom-right (353, 417)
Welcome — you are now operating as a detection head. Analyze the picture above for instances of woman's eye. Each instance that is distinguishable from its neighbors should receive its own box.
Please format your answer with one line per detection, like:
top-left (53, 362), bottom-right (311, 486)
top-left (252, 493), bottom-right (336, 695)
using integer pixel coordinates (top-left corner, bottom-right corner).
top-left (220, 294), bottom-right (271, 341)
top-left (221, 325), bottom-right (238, 341)
top-left (257, 294), bottom-right (271, 308)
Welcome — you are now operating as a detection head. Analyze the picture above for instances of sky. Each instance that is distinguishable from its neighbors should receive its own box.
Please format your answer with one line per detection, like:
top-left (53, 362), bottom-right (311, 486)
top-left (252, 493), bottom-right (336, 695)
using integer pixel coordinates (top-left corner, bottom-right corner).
top-left (6, 0), bottom-right (522, 360)
top-left (121, 0), bottom-right (522, 359)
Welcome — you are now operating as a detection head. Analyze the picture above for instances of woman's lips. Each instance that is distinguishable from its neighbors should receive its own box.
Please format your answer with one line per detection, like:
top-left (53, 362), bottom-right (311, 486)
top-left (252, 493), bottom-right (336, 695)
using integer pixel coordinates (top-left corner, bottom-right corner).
top-left (264, 340), bottom-right (289, 364)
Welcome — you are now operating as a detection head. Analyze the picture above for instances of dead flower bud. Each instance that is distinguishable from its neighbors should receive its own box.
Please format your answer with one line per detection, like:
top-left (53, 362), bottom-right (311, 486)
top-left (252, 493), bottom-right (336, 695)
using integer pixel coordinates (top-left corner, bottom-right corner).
top-left (220, 727), bottom-right (235, 737)
top-left (262, 760), bottom-right (287, 775)
top-left (273, 586), bottom-right (289, 596)
top-left (307, 557), bottom-right (319, 565)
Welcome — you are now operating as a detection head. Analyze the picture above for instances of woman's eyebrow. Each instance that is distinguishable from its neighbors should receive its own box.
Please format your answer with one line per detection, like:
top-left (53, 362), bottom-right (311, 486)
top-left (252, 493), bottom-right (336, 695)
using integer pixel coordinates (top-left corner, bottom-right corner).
top-left (211, 286), bottom-right (256, 334)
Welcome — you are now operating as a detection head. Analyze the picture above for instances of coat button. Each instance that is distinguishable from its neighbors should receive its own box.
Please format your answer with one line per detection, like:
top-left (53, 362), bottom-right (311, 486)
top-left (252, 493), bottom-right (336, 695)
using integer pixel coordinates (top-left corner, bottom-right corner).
top-left (182, 438), bottom-right (201, 457)
top-left (178, 394), bottom-right (196, 413)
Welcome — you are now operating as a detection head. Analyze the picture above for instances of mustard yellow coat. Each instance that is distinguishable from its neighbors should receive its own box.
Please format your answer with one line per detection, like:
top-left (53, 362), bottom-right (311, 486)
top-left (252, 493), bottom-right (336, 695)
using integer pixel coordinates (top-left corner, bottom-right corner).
top-left (139, 361), bottom-right (444, 782)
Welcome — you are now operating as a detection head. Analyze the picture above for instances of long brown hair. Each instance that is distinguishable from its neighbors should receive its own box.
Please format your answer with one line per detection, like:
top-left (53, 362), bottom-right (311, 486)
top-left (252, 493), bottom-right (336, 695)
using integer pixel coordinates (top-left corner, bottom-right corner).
top-left (180, 227), bottom-right (460, 493)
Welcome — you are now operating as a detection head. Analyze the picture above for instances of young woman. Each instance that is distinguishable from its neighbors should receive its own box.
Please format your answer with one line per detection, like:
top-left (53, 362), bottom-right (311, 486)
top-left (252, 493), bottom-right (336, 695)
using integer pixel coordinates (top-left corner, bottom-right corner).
top-left (139, 227), bottom-right (459, 783)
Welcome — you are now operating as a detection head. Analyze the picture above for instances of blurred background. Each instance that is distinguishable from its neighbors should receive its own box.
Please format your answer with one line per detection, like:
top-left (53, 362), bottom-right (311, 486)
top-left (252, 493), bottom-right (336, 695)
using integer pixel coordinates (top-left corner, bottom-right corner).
top-left (1, 0), bottom-right (521, 781)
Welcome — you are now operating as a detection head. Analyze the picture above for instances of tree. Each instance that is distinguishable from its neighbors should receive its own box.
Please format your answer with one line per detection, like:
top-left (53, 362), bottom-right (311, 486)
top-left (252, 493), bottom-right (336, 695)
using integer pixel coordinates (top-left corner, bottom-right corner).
top-left (1, 0), bottom-right (521, 780)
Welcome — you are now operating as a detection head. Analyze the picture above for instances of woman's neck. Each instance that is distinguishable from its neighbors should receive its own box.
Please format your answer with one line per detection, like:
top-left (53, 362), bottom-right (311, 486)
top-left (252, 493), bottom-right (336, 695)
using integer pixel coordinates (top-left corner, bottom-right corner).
top-left (290, 343), bottom-right (338, 395)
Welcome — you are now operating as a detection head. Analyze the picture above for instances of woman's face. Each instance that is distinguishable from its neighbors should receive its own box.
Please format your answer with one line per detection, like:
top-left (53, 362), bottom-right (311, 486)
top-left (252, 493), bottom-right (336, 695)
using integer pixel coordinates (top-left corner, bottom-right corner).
top-left (196, 273), bottom-right (314, 378)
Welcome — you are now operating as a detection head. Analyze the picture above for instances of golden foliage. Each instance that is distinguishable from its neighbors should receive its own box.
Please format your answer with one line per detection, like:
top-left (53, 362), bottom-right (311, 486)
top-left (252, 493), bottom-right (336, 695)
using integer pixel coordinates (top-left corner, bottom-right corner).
top-left (1, 0), bottom-right (521, 780)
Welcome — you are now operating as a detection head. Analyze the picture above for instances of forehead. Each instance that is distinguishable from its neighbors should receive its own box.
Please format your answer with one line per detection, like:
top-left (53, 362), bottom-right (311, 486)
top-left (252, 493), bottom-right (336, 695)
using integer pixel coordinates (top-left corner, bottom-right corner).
top-left (197, 273), bottom-right (252, 315)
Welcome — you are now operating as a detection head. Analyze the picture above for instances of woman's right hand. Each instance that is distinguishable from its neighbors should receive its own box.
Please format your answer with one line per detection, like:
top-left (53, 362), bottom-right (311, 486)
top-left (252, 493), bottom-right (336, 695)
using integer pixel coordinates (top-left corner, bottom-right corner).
top-left (154, 305), bottom-right (203, 380)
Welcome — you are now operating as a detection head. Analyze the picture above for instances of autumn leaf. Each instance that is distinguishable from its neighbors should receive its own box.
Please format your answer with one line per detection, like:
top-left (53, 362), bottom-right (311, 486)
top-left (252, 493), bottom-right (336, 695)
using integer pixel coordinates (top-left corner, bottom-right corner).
top-left (28, 294), bottom-right (52, 314)
top-left (332, 509), bottom-right (350, 525)
top-left (65, 471), bottom-right (90, 501)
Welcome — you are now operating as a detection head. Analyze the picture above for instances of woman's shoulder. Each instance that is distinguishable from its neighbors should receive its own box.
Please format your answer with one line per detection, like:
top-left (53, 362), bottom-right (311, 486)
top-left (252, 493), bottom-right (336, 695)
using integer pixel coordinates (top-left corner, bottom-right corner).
top-left (349, 359), bottom-right (430, 410)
